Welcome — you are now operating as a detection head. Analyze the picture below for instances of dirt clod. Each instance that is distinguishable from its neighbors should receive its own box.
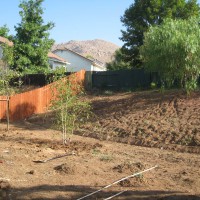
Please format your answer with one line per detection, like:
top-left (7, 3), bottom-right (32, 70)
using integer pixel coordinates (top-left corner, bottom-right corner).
top-left (26, 170), bottom-right (35, 175)
top-left (0, 180), bottom-right (11, 190)
top-left (113, 161), bottom-right (145, 173)
top-left (54, 163), bottom-right (76, 175)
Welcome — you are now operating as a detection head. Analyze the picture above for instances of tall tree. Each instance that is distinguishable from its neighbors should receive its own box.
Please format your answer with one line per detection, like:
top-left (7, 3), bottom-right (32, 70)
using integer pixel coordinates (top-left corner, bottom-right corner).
top-left (140, 17), bottom-right (200, 93)
top-left (106, 49), bottom-right (131, 71)
top-left (120, 0), bottom-right (200, 68)
top-left (13, 0), bottom-right (54, 74)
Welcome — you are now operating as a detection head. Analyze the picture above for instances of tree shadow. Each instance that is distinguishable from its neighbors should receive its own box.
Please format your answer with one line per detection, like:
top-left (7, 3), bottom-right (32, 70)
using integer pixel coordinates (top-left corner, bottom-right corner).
top-left (3, 184), bottom-right (199, 200)
top-left (9, 102), bottom-right (36, 122)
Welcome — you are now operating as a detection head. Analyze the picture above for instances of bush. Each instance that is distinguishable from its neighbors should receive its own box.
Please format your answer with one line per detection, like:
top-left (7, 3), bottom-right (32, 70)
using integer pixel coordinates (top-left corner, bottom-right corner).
top-left (140, 17), bottom-right (200, 94)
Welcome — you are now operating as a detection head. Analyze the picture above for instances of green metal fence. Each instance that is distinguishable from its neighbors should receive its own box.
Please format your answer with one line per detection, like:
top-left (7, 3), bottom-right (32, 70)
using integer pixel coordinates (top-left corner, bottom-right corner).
top-left (88, 69), bottom-right (159, 90)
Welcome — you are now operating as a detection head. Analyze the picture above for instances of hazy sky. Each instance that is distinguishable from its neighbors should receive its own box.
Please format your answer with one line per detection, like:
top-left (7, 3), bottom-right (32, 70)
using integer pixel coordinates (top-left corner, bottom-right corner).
top-left (0, 0), bottom-right (133, 46)
top-left (1, 0), bottom-right (200, 47)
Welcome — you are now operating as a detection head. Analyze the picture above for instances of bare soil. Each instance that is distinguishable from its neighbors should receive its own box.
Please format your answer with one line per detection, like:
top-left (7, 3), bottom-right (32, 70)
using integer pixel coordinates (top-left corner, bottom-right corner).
top-left (0, 90), bottom-right (200, 200)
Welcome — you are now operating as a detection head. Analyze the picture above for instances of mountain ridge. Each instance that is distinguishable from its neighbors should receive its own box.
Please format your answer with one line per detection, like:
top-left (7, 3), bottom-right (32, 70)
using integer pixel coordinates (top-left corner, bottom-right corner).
top-left (52, 39), bottom-right (120, 64)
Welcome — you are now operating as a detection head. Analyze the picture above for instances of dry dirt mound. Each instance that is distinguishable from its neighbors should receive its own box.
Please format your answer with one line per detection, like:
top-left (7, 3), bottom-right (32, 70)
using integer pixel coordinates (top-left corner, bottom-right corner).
top-left (0, 132), bottom-right (103, 154)
top-left (113, 161), bottom-right (146, 187)
top-left (80, 90), bottom-right (200, 154)
top-left (113, 161), bottom-right (145, 174)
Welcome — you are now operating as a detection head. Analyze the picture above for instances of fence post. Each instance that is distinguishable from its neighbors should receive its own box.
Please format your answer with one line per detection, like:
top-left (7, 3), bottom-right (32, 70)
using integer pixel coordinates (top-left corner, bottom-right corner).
top-left (6, 96), bottom-right (10, 131)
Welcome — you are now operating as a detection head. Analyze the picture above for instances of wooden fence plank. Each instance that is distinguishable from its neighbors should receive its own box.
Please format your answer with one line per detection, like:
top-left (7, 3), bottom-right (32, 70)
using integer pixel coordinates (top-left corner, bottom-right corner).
top-left (0, 70), bottom-right (86, 121)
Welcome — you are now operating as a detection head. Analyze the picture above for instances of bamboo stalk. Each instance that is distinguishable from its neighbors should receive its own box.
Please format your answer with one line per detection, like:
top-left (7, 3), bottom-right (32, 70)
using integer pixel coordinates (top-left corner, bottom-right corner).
top-left (76, 165), bottom-right (158, 200)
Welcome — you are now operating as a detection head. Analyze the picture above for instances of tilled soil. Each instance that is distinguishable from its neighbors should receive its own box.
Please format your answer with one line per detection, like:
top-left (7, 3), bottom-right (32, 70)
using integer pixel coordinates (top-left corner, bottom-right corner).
top-left (0, 90), bottom-right (200, 200)
top-left (81, 90), bottom-right (200, 154)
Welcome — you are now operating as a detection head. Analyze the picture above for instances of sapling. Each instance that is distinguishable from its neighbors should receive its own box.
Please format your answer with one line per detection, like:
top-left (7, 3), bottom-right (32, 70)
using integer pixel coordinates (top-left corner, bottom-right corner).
top-left (50, 68), bottom-right (91, 144)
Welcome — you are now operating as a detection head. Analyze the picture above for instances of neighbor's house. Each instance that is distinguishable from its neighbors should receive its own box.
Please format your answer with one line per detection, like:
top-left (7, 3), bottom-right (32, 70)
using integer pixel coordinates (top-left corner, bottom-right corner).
top-left (0, 36), bottom-right (68, 70)
top-left (53, 47), bottom-right (106, 72)
top-left (48, 52), bottom-right (69, 70)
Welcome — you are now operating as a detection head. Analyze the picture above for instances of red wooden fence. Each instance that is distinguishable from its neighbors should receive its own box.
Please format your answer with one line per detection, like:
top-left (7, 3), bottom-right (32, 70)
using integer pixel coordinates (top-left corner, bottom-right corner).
top-left (0, 70), bottom-right (85, 122)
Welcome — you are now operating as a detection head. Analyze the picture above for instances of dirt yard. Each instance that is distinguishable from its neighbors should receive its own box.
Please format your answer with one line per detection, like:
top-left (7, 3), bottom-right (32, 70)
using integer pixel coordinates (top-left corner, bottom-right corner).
top-left (0, 90), bottom-right (200, 200)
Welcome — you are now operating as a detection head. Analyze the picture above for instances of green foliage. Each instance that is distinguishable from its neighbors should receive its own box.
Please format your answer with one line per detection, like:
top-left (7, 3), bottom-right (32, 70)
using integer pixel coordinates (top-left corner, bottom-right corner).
top-left (0, 40), bottom-right (18, 95)
top-left (120, 0), bottom-right (200, 68)
top-left (150, 82), bottom-right (157, 89)
top-left (0, 25), bottom-right (14, 41)
top-left (140, 17), bottom-right (200, 93)
top-left (53, 66), bottom-right (66, 74)
top-left (50, 69), bottom-right (91, 144)
top-left (0, 25), bottom-right (11, 39)
top-left (85, 54), bottom-right (94, 60)
top-left (106, 49), bottom-right (131, 70)
top-left (0, 25), bottom-right (14, 68)
top-left (1, 43), bottom-right (14, 67)
top-left (13, 0), bottom-right (54, 74)
top-left (0, 66), bottom-right (20, 95)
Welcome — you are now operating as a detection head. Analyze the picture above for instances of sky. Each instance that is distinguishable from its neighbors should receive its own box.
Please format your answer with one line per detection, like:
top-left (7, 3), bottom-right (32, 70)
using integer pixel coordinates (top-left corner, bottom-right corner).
top-left (1, 0), bottom-right (200, 47)
top-left (0, 0), bottom-right (134, 47)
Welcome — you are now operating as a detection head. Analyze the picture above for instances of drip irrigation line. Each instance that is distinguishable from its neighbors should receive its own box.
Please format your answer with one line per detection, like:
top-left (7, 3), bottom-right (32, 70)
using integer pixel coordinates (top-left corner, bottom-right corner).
top-left (104, 190), bottom-right (127, 200)
top-left (76, 165), bottom-right (158, 200)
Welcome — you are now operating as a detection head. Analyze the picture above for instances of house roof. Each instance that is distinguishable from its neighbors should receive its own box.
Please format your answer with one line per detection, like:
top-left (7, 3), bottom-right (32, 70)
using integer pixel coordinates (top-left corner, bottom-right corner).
top-left (53, 47), bottom-right (105, 69)
top-left (0, 36), bottom-right (13, 47)
top-left (48, 52), bottom-right (69, 64)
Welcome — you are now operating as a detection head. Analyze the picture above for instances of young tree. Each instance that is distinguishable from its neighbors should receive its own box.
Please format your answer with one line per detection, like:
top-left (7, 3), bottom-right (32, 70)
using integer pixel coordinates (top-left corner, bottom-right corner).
top-left (50, 69), bottom-right (91, 144)
top-left (120, 0), bottom-right (200, 68)
top-left (140, 17), bottom-right (200, 93)
top-left (13, 0), bottom-right (54, 74)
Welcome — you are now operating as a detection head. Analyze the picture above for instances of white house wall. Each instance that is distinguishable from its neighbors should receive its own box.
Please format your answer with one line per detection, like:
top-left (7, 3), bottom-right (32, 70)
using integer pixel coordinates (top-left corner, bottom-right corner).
top-left (53, 62), bottom-right (67, 70)
top-left (49, 59), bottom-right (67, 70)
top-left (93, 65), bottom-right (105, 71)
top-left (54, 50), bottom-right (92, 72)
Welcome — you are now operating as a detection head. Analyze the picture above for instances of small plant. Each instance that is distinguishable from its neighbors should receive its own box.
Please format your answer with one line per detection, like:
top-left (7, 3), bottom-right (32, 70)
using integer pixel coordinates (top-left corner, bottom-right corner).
top-left (104, 90), bottom-right (113, 95)
top-left (99, 153), bottom-right (114, 162)
top-left (92, 148), bottom-right (101, 155)
top-left (150, 82), bottom-right (156, 89)
top-left (50, 68), bottom-right (91, 144)
top-left (159, 83), bottom-right (165, 94)
top-left (91, 148), bottom-right (114, 162)
top-left (179, 136), bottom-right (193, 146)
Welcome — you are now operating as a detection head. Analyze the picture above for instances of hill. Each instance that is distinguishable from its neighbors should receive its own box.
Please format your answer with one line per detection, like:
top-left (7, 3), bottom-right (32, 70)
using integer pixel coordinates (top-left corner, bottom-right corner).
top-left (52, 39), bottom-right (120, 64)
